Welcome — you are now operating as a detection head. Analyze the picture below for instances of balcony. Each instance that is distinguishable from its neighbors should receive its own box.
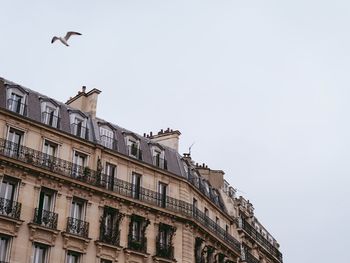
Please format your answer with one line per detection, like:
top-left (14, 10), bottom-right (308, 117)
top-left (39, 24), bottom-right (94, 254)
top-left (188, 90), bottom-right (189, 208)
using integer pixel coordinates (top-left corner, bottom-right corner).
top-left (156, 242), bottom-right (174, 260)
top-left (0, 197), bottom-right (21, 220)
top-left (238, 218), bottom-right (282, 262)
top-left (41, 111), bottom-right (60, 128)
top-left (66, 217), bottom-right (89, 238)
top-left (70, 123), bottom-right (89, 140)
top-left (7, 98), bottom-right (27, 116)
top-left (127, 145), bottom-right (142, 160)
top-left (128, 235), bottom-right (147, 254)
top-left (0, 138), bottom-right (241, 256)
top-left (33, 208), bottom-right (58, 229)
top-left (241, 251), bottom-right (260, 263)
top-left (153, 156), bottom-right (167, 170)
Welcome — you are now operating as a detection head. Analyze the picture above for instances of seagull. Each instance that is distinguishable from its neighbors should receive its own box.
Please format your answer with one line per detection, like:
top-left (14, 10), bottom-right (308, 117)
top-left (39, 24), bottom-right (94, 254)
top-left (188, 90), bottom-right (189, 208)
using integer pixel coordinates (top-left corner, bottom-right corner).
top-left (51, 31), bottom-right (82, 46)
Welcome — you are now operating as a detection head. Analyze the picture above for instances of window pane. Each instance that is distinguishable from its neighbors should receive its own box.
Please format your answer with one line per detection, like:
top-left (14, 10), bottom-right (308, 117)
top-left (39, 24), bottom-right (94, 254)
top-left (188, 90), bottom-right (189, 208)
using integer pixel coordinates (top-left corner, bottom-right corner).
top-left (0, 237), bottom-right (9, 262)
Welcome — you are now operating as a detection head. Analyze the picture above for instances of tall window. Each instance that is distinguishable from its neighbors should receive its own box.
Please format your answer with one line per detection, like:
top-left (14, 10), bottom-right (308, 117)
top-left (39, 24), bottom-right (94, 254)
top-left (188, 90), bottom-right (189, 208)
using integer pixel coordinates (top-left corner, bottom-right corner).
top-left (8, 92), bottom-right (26, 115)
top-left (33, 243), bottom-right (48, 263)
top-left (104, 163), bottom-right (116, 191)
top-left (156, 223), bottom-right (176, 259)
top-left (128, 214), bottom-right (150, 252)
top-left (0, 177), bottom-right (17, 202)
top-left (131, 173), bottom-right (141, 200)
top-left (72, 151), bottom-right (87, 178)
top-left (70, 198), bottom-right (85, 221)
top-left (7, 128), bottom-right (23, 157)
top-left (66, 251), bottom-right (80, 263)
top-left (0, 236), bottom-right (10, 262)
top-left (35, 188), bottom-right (56, 228)
top-left (100, 127), bottom-right (114, 149)
top-left (100, 207), bottom-right (122, 246)
top-left (158, 182), bottom-right (167, 208)
top-left (71, 116), bottom-right (88, 139)
top-left (42, 105), bottom-right (59, 128)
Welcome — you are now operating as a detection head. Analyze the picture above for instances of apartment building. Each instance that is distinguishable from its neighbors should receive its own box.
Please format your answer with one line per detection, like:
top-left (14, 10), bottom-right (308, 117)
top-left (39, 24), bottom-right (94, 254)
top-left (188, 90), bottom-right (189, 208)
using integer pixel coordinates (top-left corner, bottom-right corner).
top-left (0, 77), bottom-right (283, 263)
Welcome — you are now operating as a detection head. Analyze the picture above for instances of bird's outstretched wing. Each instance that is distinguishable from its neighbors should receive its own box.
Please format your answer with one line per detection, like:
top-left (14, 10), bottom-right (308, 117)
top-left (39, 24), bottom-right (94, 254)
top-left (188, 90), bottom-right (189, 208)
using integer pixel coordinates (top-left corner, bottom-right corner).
top-left (64, 31), bottom-right (82, 41)
top-left (51, 36), bottom-right (59, 43)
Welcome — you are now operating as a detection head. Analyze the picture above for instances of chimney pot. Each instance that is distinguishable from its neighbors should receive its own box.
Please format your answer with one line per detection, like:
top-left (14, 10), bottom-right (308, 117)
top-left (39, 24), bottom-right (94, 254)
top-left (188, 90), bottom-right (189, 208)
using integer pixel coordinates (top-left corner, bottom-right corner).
top-left (82, 86), bottom-right (86, 93)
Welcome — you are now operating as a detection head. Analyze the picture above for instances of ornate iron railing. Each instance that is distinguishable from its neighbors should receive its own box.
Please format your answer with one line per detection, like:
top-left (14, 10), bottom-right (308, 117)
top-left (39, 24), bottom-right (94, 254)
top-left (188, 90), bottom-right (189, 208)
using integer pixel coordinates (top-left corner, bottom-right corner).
top-left (243, 251), bottom-right (260, 263)
top-left (156, 242), bottom-right (174, 260)
top-left (41, 111), bottom-right (60, 128)
top-left (33, 208), bottom-right (58, 229)
top-left (0, 197), bottom-right (21, 219)
top-left (0, 138), bottom-right (243, 255)
top-left (238, 218), bottom-right (282, 262)
top-left (70, 123), bottom-right (89, 140)
top-left (128, 234), bottom-right (148, 253)
top-left (66, 217), bottom-right (89, 238)
top-left (100, 226), bottom-right (121, 246)
top-left (7, 98), bottom-right (27, 116)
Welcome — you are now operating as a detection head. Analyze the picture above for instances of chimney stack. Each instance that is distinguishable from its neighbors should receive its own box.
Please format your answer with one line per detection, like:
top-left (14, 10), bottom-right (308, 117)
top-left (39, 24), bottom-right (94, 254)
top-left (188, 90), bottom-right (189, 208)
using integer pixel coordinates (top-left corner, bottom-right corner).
top-left (66, 86), bottom-right (101, 118)
top-left (147, 128), bottom-right (181, 152)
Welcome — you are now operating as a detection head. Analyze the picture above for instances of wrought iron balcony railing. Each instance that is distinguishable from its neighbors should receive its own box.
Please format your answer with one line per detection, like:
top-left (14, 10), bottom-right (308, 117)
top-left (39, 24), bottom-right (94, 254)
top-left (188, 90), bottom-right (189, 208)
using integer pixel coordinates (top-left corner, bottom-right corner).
top-left (153, 156), bottom-right (167, 170)
top-left (66, 217), bottom-right (89, 238)
top-left (128, 234), bottom-right (147, 253)
top-left (70, 123), bottom-right (89, 140)
top-left (127, 145), bottom-right (142, 160)
top-left (0, 138), bottom-right (243, 255)
top-left (7, 98), bottom-right (27, 116)
top-left (41, 112), bottom-right (60, 128)
top-left (238, 218), bottom-right (282, 262)
top-left (0, 197), bottom-right (21, 220)
top-left (100, 226), bottom-right (121, 246)
top-left (156, 242), bottom-right (174, 260)
top-left (33, 208), bottom-right (58, 229)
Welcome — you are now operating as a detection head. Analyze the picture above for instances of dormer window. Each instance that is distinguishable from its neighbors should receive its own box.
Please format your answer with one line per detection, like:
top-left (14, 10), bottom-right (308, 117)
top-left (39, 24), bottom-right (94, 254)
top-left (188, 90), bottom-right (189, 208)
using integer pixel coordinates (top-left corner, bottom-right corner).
top-left (6, 86), bottom-right (27, 116)
top-left (40, 99), bottom-right (60, 128)
top-left (69, 111), bottom-right (88, 139)
top-left (124, 133), bottom-right (142, 160)
top-left (99, 125), bottom-right (116, 150)
top-left (150, 144), bottom-right (167, 169)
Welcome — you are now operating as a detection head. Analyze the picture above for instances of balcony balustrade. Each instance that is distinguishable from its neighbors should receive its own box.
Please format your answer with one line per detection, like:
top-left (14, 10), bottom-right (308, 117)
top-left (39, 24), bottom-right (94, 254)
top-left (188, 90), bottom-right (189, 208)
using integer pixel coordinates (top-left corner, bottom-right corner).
top-left (0, 138), bottom-right (243, 255)
top-left (0, 197), bottom-right (21, 220)
top-left (33, 208), bottom-right (58, 229)
top-left (66, 217), bottom-right (89, 238)
top-left (238, 218), bottom-right (282, 262)
top-left (156, 242), bottom-right (174, 260)
top-left (128, 234), bottom-right (147, 253)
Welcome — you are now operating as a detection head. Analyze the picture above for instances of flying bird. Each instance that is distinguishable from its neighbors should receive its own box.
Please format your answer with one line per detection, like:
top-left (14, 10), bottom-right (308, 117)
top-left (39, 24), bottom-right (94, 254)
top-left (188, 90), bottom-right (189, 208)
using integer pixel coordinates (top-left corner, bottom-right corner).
top-left (51, 31), bottom-right (82, 46)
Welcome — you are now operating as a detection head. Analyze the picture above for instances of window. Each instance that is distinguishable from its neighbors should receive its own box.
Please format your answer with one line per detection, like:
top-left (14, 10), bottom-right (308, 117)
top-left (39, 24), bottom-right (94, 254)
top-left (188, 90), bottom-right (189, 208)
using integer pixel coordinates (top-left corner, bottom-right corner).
top-left (104, 163), bottom-right (116, 191)
top-left (193, 198), bottom-right (198, 216)
top-left (158, 182), bottom-right (167, 208)
top-left (70, 198), bottom-right (85, 220)
top-left (72, 151), bottom-right (87, 178)
top-left (215, 217), bottom-right (220, 228)
top-left (8, 92), bottom-right (26, 115)
top-left (0, 176), bottom-right (18, 202)
top-left (42, 140), bottom-right (57, 168)
top-left (0, 236), bottom-right (10, 262)
top-left (70, 114), bottom-right (88, 139)
top-left (131, 220), bottom-right (141, 242)
top-left (156, 223), bottom-right (176, 259)
top-left (100, 207), bottom-right (122, 246)
top-left (66, 251), bottom-right (80, 263)
top-left (41, 104), bottom-right (59, 128)
top-left (125, 135), bottom-right (142, 160)
top-left (204, 207), bottom-right (209, 217)
top-left (100, 127), bottom-right (114, 149)
top-left (33, 243), bottom-right (48, 263)
top-left (6, 127), bottom-right (23, 157)
top-left (131, 173), bottom-right (141, 199)
top-left (35, 188), bottom-right (56, 228)
top-left (128, 214), bottom-right (150, 252)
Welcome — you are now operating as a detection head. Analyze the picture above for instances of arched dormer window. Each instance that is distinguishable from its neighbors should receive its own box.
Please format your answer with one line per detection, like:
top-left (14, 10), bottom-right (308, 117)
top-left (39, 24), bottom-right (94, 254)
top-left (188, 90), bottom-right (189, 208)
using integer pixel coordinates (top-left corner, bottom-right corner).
top-left (124, 132), bottom-right (142, 160)
top-left (40, 98), bottom-right (60, 128)
top-left (99, 122), bottom-right (116, 150)
top-left (149, 143), bottom-right (167, 169)
top-left (69, 110), bottom-right (88, 139)
top-left (6, 85), bottom-right (28, 116)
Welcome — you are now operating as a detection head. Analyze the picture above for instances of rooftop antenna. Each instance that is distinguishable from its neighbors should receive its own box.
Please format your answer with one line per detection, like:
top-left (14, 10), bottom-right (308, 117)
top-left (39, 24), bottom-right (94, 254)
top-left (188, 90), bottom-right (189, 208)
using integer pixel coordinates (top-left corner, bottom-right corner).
top-left (189, 142), bottom-right (195, 155)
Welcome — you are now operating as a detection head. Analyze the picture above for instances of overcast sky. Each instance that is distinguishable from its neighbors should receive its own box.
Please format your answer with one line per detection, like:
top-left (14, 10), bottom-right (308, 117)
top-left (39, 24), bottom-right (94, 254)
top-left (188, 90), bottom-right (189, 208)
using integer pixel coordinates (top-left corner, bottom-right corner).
top-left (1, 0), bottom-right (350, 262)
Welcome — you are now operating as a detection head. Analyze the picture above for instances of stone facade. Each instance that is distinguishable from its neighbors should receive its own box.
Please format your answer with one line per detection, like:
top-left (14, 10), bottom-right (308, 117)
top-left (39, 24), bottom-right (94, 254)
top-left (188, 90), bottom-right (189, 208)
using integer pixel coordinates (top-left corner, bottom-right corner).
top-left (0, 77), bottom-right (283, 263)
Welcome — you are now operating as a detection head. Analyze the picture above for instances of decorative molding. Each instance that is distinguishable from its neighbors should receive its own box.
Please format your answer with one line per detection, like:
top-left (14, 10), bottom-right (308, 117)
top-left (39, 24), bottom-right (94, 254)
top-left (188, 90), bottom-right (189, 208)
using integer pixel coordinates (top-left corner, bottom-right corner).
top-left (28, 223), bottom-right (59, 246)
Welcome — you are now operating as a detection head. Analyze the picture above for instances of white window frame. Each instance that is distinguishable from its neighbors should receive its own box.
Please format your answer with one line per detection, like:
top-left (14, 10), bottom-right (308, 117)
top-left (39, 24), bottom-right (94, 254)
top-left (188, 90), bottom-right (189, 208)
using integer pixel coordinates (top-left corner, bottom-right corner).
top-left (6, 87), bottom-right (27, 115)
top-left (0, 235), bottom-right (11, 263)
top-left (32, 243), bottom-right (49, 263)
top-left (99, 126), bottom-right (114, 149)
top-left (41, 101), bottom-right (59, 128)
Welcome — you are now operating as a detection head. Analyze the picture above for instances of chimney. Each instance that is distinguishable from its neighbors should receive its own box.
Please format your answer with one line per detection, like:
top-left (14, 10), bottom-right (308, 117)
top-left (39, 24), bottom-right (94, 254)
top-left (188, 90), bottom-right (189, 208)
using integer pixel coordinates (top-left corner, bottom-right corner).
top-left (148, 128), bottom-right (181, 152)
top-left (66, 86), bottom-right (101, 118)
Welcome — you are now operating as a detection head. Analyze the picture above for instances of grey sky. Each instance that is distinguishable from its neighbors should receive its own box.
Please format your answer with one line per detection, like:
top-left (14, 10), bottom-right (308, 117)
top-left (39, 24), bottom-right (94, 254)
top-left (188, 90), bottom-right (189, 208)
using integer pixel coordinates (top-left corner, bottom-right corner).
top-left (1, 1), bottom-right (350, 262)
